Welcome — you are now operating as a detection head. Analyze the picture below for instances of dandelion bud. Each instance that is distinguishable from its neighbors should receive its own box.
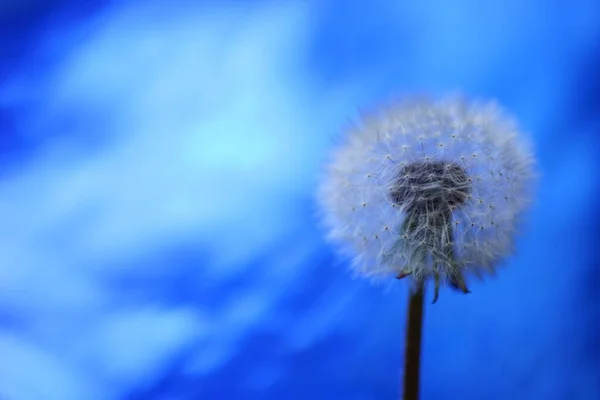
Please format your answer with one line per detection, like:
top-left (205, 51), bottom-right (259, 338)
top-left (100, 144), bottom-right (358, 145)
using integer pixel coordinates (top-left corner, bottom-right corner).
top-left (318, 96), bottom-right (536, 301)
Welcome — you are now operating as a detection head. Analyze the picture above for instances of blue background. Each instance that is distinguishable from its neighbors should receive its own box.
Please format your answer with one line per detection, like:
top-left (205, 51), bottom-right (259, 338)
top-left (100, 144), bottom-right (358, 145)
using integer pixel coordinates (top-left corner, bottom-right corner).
top-left (1, 0), bottom-right (599, 399)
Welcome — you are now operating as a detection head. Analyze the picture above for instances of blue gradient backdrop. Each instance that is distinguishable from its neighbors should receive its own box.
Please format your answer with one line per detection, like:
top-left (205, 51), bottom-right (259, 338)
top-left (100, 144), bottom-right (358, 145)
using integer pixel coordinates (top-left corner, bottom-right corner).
top-left (1, 1), bottom-right (599, 399)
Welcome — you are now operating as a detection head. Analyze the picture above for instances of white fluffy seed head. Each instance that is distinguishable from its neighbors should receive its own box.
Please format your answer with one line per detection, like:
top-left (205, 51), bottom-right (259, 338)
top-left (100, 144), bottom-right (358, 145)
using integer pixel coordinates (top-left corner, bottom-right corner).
top-left (317, 96), bottom-right (537, 287)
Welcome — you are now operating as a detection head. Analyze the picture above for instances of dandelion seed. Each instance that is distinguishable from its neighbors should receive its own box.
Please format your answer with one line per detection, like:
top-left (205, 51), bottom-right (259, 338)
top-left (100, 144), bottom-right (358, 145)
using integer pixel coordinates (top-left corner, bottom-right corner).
top-left (318, 96), bottom-right (537, 299)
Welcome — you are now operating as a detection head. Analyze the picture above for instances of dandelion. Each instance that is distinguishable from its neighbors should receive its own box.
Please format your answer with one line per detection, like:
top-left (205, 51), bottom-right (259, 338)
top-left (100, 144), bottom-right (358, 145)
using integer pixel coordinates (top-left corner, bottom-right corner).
top-left (319, 96), bottom-right (536, 299)
top-left (317, 95), bottom-right (537, 400)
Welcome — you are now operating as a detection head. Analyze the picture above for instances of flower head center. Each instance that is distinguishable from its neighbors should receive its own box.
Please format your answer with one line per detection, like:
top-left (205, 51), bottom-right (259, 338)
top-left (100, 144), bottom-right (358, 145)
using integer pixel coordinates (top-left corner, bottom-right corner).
top-left (390, 161), bottom-right (470, 213)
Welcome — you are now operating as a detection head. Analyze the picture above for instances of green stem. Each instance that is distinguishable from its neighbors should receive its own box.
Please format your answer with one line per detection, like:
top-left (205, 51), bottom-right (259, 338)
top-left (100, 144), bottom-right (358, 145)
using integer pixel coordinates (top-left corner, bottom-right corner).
top-left (402, 283), bottom-right (424, 400)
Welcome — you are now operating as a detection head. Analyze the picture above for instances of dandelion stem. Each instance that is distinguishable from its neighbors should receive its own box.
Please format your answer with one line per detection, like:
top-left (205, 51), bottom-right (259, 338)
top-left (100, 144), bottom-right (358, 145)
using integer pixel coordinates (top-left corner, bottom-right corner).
top-left (402, 282), bottom-right (424, 400)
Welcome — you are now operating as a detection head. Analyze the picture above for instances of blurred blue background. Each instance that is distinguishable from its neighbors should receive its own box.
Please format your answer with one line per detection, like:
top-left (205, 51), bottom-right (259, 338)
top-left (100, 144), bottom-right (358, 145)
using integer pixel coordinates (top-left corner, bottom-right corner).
top-left (1, 0), bottom-right (599, 399)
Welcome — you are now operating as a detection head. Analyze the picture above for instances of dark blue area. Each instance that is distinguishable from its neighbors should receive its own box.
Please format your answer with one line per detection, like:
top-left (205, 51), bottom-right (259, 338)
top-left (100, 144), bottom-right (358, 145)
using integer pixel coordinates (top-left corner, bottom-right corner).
top-left (0, 0), bottom-right (121, 171)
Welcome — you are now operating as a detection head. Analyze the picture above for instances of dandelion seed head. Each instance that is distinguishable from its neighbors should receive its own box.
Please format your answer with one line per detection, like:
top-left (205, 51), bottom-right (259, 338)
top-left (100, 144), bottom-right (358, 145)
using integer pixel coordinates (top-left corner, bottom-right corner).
top-left (318, 96), bottom-right (537, 290)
